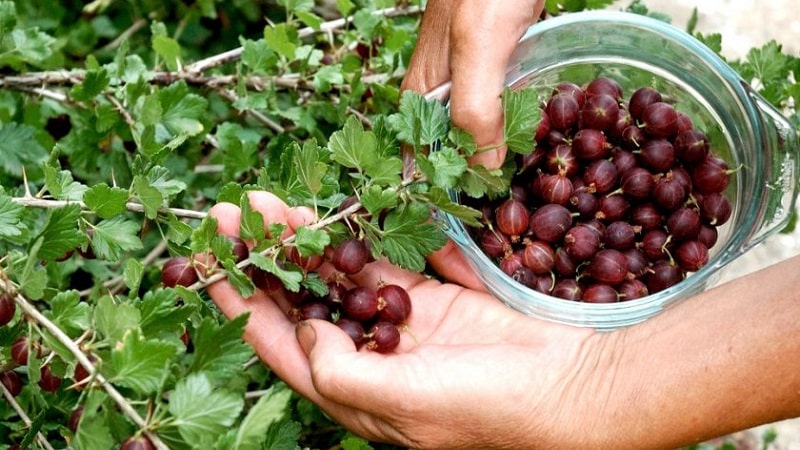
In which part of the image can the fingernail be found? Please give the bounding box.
[296,320,316,356]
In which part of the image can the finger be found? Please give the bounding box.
[426,240,485,291]
[209,202,242,237]
[448,1,541,169]
[400,0,458,95]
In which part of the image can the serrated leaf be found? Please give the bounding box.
[263,23,297,60]
[94,295,141,343]
[70,68,110,102]
[43,166,88,201]
[239,193,266,243]
[293,226,329,257]
[190,216,220,253]
[107,328,177,394]
[502,87,541,154]
[11,27,56,64]
[425,187,483,228]
[329,116,378,170]
[222,258,256,298]
[133,174,164,219]
[359,185,398,215]
[169,373,244,446]
[152,34,182,71]
[92,216,144,261]
[294,140,328,196]
[380,203,447,272]
[458,165,507,199]
[46,290,91,337]
[147,165,187,198]
[138,289,194,338]
[426,146,468,189]
[232,384,292,450]
[189,315,253,383]
[341,434,375,450]
[0,122,48,177]
[83,183,129,218]
[158,81,207,138]
[0,194,25,238]
[166,212,193,244]
[263,420,302,450]
[388,90,450,147]
[123,258,144,296]
[250,252,302,292]
[36,204,85,261]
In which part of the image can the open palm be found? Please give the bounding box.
[206,192,600,449]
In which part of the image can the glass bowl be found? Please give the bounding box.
[433,11,800,331]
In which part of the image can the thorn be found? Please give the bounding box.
[22,167,33,198]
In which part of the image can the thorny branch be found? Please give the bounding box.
[0,5,420,93]
[4,283,171,450]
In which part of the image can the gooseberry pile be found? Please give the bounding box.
[468,77,735,302]
[160,233,411,353]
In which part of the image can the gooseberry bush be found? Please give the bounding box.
[0,0,798,449]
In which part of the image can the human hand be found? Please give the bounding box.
[401,0,544,170]
[399,0,544,288]
[205,191,611,449]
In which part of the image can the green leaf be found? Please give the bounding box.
[0,194,25,238]
[425,187,483,228]
[152,28,182,71]
[123,258,144,296]
[36,204,85,261]
[231,384,292,450]
[92,216,144,261]
[238,194,266,243]
[293,226,329,257]
[107,328,177,395]
[380,202,448,272]
[388,90,450,147]
[222,258,256,298]
[147,165,188,198]
[43,166,88,201]
[46,290,91,337]
[166,212,193,244]
[341,434,375,450]
[329,116,378,171]
[263,23,297,60]
[502,87,541,154]
[250,252,302,292]
[0,1,16,35]
[158,81,208,139]
[189,315,253,383]
[294,140,328,196]
[133,175,164,219]
[83,183,130,218]
[190,215,219,253]
[70,68,111,102]
[425,146,468,189]
[742,40,789,85]
[168,372,244,446]
[458,165,508,199]
[0,122,48,177]
[263,420,302,450]
[10,27,57,65]
[94,295,141,343]
[138,289,194,338]
[359,185,398,215]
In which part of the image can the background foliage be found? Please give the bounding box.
[0,0,798,449]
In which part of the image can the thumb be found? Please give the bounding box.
[296,319,358,358]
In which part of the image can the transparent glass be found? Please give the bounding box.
[435,11,800,330]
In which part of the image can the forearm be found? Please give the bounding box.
[597,254,800,449]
